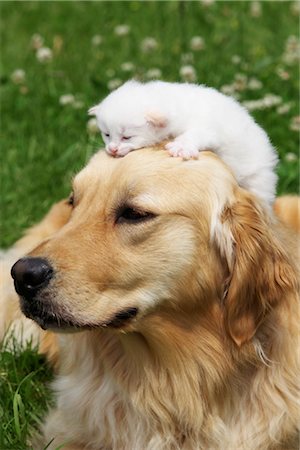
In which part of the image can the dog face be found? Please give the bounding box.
[12,150,232,332]
[12,149,295,344]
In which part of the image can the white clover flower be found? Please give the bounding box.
[250,1,262,18]
[107,78,122,91]
[140,37,158,53]
[91,35,103,46]
[276,67,290,80]
[190,36,205,51]
[282,35,300,65]
[121,62,135,72]
[106,68,116,78]
[181,52,194,64]
[290,1,300,15]
[146,68,162,80]
[285,152,297,162]
[201,0,215,6]
[276,104,291,115]
[59,94,75,106]
[10,69,26,85]
[242,99,266,111]
[86,118,99,135]
[36,47,53,63]
[220,84,236,96]
[233,73,248,91]
[31,33,44,50]
[262,94,282,108]
[114,25,130,36]
[289,116,300,132]
[73,100,84,109]
[248,78,263,90]
[179,65,197,83]
[231,55,241,65]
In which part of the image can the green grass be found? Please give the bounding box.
[0,334,53,450]
[0,2,299,448]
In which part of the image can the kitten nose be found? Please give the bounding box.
[108,143,119,155]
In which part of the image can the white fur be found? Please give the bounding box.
[89,80,278,205]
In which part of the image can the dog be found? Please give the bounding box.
[4,148,300,449]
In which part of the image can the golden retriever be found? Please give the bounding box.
[3,148,300,450]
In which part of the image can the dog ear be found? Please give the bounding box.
[214,190,297,346]
[145,111,168,128]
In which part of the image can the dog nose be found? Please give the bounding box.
[11,257,53,298]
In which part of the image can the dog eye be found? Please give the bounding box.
[103,133,110,138]
[68,192,74,206]
[117,207,155,224]
[122,136,132,140]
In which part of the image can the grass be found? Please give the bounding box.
[0,334,53,450]
[0,1,299,448]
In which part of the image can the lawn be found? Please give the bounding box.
[0,1,299,449]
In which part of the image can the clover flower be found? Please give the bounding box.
[106,68,116,78]
[91,35,103,46]
[121,62,135,72]
[289,116,300,132]
[107,79,122,91]
[243,94,282,112]
[36,47,53,63]
[250,2,262,18]
[276,67,290,80]
[220,84,236,96]
[190,36,205,51]
[282,35,300,65]
[114,25,130,36]
[86,118,99,135]
[284,152,297,162]
[59,94,75,106]
[276,104,291,115]
[201,0,215,6]
[146,68,162,80]
[248,78,263,90]
[179,65,197,83]
[231,55,241,65]
[181,53,194,64]
[31,33,44,50]
[290,1,300,16]
[140,37,158,53]
[10,69,26,85]
[233,73,248,91]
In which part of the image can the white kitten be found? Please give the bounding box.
[89,80,278,204]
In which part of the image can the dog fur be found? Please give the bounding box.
[1,149,300,449]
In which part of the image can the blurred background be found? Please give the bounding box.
[1,1,299,248]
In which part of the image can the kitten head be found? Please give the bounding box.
[88,81,169,156]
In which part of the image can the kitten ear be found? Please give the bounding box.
[88,105,99,116]
[145,111,168,128]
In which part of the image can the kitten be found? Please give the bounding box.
[89,80,278,204]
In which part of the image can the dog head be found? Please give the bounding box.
[11,149,297,344]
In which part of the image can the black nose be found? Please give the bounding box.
[11,257,53,298]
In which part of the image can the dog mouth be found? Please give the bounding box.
[20,297,138,331]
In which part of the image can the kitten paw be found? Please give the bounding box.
[165,141,199,160]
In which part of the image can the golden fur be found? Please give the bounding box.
[274,195,300,234]
[1,149,299,449]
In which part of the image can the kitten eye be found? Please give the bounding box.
[104,133,110,138]
[116,207,156,224]
[122,136,132,140]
